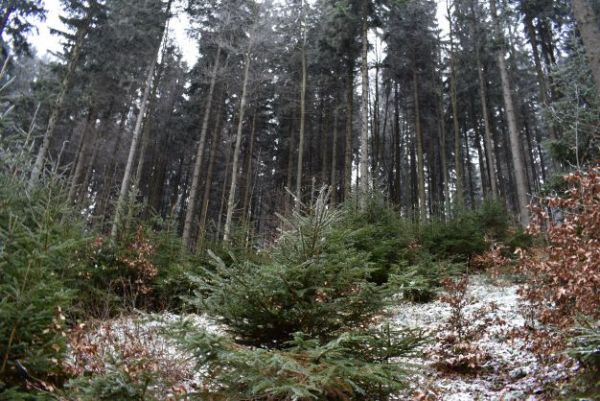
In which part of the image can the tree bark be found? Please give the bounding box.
[110,56,159,240]
[285,124,295,214]
[447,0,463,207]
[68,108,97,202]
[295,44,307,206]
[475,44,499,198]
[490,0,529,226]
[358,1,369,208]
[217,136,233,240]
[343,60,354,200]
[372,63,380,175]
[242,112,257,225]
[330,106,338,204]
[182,45,222,248]
[319,96,328,186]
[223,50,251,242]
[29,15,89,187]
[394,83,401,205]
[413,69,426,222]
[572,0,600,93]
[436,76,450,215]
[525,14,558,140]
[197,98,225,251]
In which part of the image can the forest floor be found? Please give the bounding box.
[71,275,574,401]
[390,275,574,400]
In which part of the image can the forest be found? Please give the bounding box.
[0,0,599,400]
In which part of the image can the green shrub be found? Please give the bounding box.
[0,173,82,393]
[65,369,156,401]
[0,388,57,401]
[420,199,511,262]
[72,221,205,317]
[506,228,534,251]
[392,257,464,303]
[334,199,418,284]
[420,215,486,261]
[179,326,421,401]
[180,189,423,400]
[476,198,510,241]
[190,199,388,348]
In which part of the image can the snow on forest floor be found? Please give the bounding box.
[389,275,574,401]
[71,275,574,400]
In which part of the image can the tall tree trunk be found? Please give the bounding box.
[95,109,130,223]
[296,44,307,206]
[436,79,449,215]
[30,15,90,187]
[499,118,517,210]
[464,130,476,208]
[523,117,538,192]
[217,137,233,241]
[197,99,225,251]
[572,0,600,93]
[134,49,168,194]
[490,0,529,226]
[68,108,98,202]
[448,0,463,207]
[358,1,369,208]
[525,14,558,140]
[475,125,488,197]
[344,61,354,200]
[110,56,160,240]
[223,50,251,242]
[182,45,222,248]
[394,83,401,205]
[80,134,100,204]
[285,123,295,214]
[475,45,499,198]
[320,100,329,186]
[372,63,380,175]
[110,0,172,239]
[409,128,418,216]
[413,69,426,222]
[330,106,339,204]
[242,112,257,225]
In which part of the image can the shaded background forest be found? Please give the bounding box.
[1,0,599,248]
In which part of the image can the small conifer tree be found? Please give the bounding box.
[0,130,85,396]
[178,189,423,400]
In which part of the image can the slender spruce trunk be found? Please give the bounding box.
[474,40,499,197]
[572,0,600,93]
[490,0,530,226]
[111,1,172,239]
[413,69,426,222]
[110,56,159,240]
[344,61,354,200]
[447,0,463,207]
[182,45,222,248]
[295,44,307,206]
[330,106,339,204]
[223,49,251,242]
[30,14,90,187]
[197,97,225,250]
[358,0,370,208]
[242,113,257,225]
[68,108,98,202]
